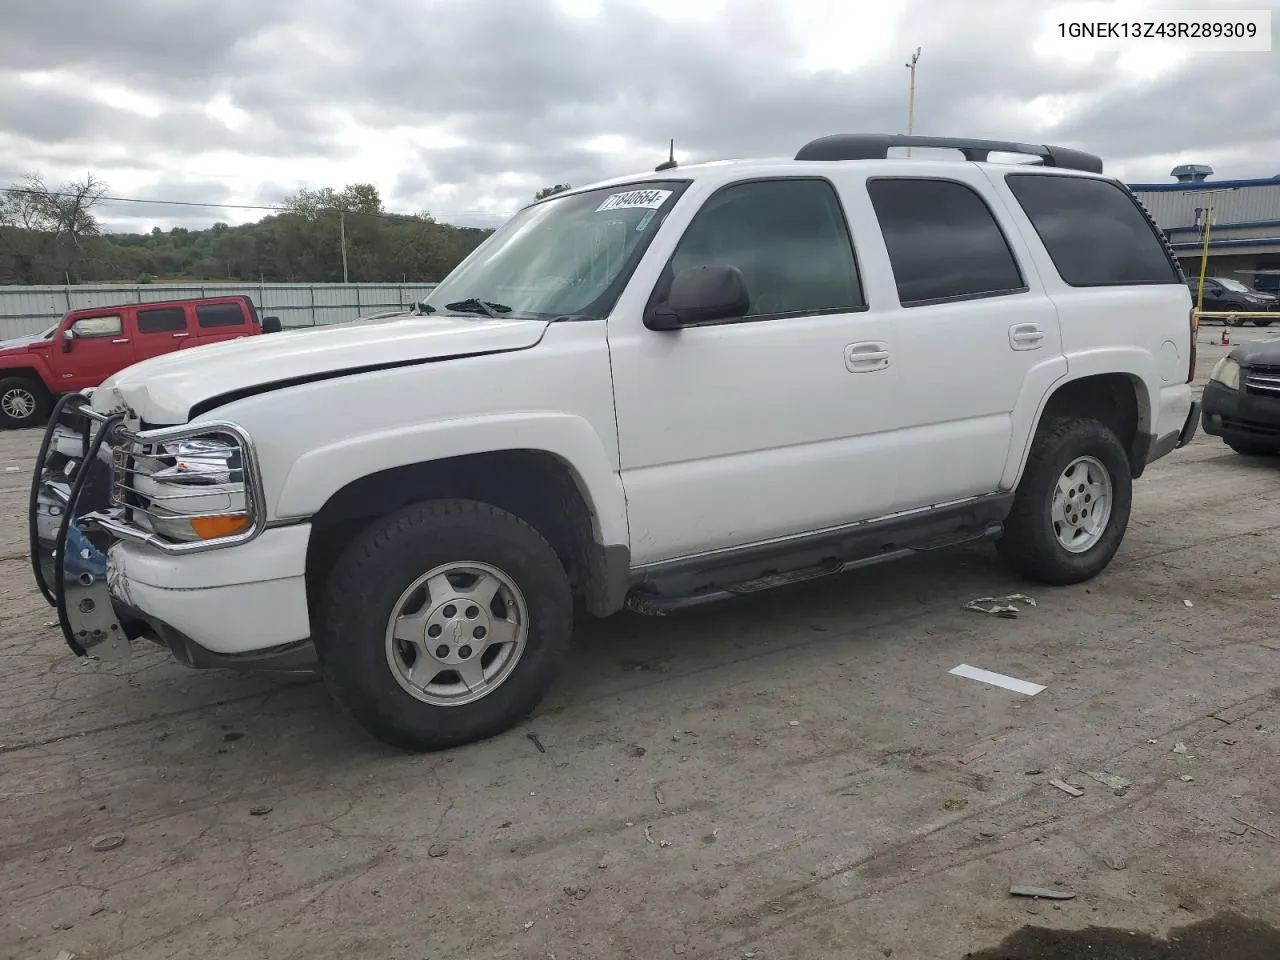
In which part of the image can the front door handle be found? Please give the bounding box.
[1009,323,1044,351]
[845,341,890,372]
[172,332,190,338]
[111,338,130,344]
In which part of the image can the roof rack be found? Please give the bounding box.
[793,135,1103,174]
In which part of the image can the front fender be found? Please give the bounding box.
[272,412,629,548]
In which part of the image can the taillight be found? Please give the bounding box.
[1188,307,1198,383]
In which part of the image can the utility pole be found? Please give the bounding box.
[905,47,921,158]
[339,211,349,284]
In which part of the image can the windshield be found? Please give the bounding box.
[424,181,689,320]
[1216,277,1251,292]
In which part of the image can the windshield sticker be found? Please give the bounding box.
[635,209,657,232]
[596,188,673,213]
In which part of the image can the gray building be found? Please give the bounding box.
[1128,165,1280,294]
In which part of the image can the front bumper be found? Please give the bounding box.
[29,393,316,670]
[1201,379,1280,446]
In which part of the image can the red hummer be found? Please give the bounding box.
[0,295,282,428]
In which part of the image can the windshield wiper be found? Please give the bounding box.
[444,297,512,318]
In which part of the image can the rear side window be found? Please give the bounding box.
[196,303,247,328]
[137,307,187,333]
[1005,174,1180,286]
[867,178,1026,307]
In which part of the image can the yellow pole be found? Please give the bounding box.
[1195,204,1212,312]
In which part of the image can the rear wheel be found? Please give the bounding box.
[1251,318,1274,327]
[315,498,573,751]
[0,377,51,429]
[997,417,1133,585]
[1227,440,1279,456]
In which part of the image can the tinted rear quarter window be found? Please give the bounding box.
[867,178,1026,306]
[196,303,247,328]
[137,307,187,333]
[1005,174,1180,286]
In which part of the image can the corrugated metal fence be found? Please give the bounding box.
[0,282,440,340]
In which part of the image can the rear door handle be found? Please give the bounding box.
[1009,323,1044,351]
[845,341,890,372]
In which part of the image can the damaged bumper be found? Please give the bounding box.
[29,393,316,671]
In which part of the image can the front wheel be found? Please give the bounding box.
[997,418,1133,585]
[0,377,51,429]
[315,499,573,752]
[1252,318,1274,327]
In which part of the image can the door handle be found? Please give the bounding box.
[1009,323,1044,351]
[111,338,130,344]
[845,341,890,372]
[172,332,190,338]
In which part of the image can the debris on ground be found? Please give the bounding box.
[563,884,591,900]
[949,663,1046,696]
[1102,852,1127,871]
[1010,884,1076,900]
[958,747,987,765]
[1024,768,1044,775]
[644,825,655,845]
[965,594,1037,618]
[54,952,76,960]
[428,843,449,858]
[1183,599,1195,608]
[249,804,273,816]
[943,797,968,811]
[626,743,647,758]
[1172,741,1188,754]
[90,834,126,852]
[1233,816,1279,841]
[654,787,665,805]
[1085,771,1132,796]
[1179,775,1195,782]
[1049,778,1084,797]
[526,732,546,754]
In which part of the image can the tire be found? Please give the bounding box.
[1251,318,1273,327]
[0,377,51,429]
[996,417,1133,586]
[1227,440,1279,456]
[1225,308,1246,327]
[315,498,573,752]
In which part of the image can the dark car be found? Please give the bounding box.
[1188,276,1278,326]
[1201,336,1280,455]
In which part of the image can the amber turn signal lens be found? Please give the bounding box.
[189,514,251,539]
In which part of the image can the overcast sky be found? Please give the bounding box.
[2,0,1277,233]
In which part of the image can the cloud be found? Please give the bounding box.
[1,0,1276,233]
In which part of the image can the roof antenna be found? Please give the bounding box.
[655,139,677,172]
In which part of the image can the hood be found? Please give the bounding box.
[92,311,550,424]
[0,328,54,353]
[1229,334,1280,366]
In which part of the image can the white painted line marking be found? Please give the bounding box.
[949,663,1045,696]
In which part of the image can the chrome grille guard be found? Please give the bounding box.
[28,392,132,660]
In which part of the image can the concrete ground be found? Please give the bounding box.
[2,324,1278,960]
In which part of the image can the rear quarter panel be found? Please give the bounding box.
[980,169,1193,486]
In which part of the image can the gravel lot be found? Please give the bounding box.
[2,326,1278,960]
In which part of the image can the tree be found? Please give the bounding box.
[534,183,571,201]
[0,172,108,282]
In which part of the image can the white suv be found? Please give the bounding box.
[31,134,1201,751]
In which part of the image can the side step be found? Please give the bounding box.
[624,547,918,617]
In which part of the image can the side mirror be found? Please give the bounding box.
[261,316,282,334]
[646,264,750,331]
[61,329,75,353]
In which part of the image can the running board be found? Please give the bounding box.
[624,547,918,617]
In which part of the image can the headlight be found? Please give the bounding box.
[1209,357,1241,390]
[119,431,255,543]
